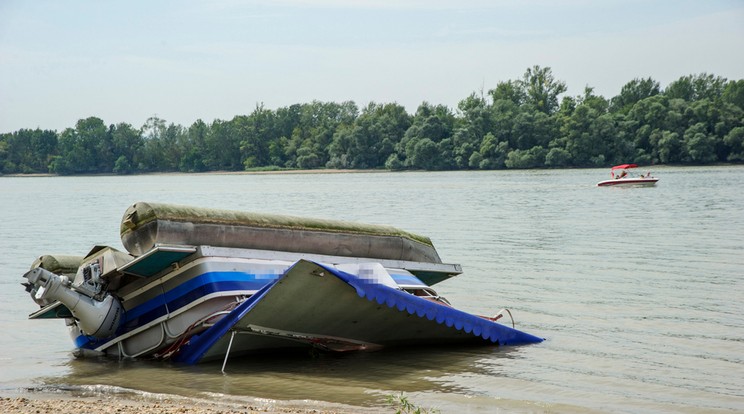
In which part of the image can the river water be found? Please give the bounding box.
[0,167,742,413]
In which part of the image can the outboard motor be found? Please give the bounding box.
[23,267,123,338]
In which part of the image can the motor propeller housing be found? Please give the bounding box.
[23,267,123,338]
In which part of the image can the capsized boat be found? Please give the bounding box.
[22,202,543,366]
[597,163,659,187]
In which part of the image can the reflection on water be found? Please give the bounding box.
[48,345,525,406]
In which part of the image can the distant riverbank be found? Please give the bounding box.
[4,164,695,178]
[2,169,388,178]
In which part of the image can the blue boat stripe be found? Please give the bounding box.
[125,272,277,320]
[76,272,278,349]
[173,281,277,364]
[161,272,277,308]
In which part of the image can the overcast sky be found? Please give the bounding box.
[1,0,743,133]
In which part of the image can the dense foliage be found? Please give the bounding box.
[2,66,743,175]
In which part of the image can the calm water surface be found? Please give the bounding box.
[1,167,742,413]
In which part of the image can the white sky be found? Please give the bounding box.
[1,0,743,133]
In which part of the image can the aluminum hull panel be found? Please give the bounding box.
[176,260,543,364]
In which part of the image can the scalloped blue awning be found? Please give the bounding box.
[325,263,543,345]
[174,260,542,364]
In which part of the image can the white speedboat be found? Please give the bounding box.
[22,202,543,367]
[597,164,658,187]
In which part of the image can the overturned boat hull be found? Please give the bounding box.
[22,202,543,365]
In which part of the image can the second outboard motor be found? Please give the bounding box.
[24,267,123,338]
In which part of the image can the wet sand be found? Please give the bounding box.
[0,394,385,414]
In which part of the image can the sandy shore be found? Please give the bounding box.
[0,394,386,414]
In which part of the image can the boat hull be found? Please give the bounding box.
[597,178,658,187]
[23,202,543,365]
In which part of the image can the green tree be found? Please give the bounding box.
[437,138,457,170]
[545,147,571,167]
[397,103,454,169]
[295,145,321,169]
[489,99,519,149]
[505,146,547,169]
[139,116,167,171]
[656,130,684,164]
[203,118,240,170]
[139,117,185,171]
[180,120,209,172]
[511,111,554,150]
[723,126,744,161]
[626,95,669,160]
[407,138,440,169]
[683,122,716,163]
[282,101,358,169]
[51,117,108,174]
[238,104,275,169]
[665,73,727,102]
[520,65,567,114]
[714,102,744,161]
[0,129,58,173]
[450,127,479,169]
[384,153,405,170]
[3,70,743,174]
[559,104,608,167]
[610,77,661,113]
[329,102,408,169]
[488,80,526,106]
[722,79,744,109]
[0,138,9,173]
[113,155,133,174]
[110,123,143,173]
[607,113,639,164]
[476,132,508,169]
[457,92,492,137]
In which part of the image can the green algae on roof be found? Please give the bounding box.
[121,202,434,247]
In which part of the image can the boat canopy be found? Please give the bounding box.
[611,163,638,170]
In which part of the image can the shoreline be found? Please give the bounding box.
[8,164,740,179]
[0,389,386,414]
[1,169,389,178]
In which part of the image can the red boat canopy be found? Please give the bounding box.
[611,163,638,170]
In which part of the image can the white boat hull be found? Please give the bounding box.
[597,177,658,187]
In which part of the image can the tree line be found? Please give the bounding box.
[2,66,743,175]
